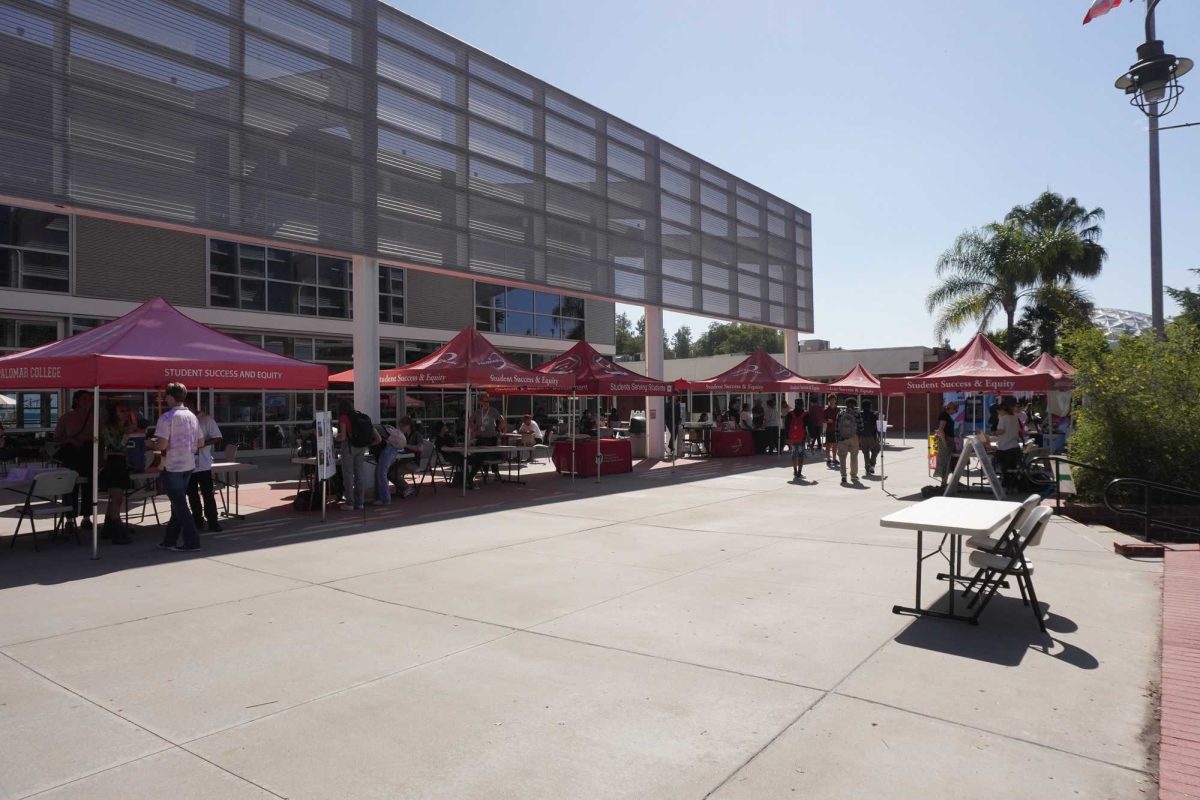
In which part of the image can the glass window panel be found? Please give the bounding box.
[469,197,534,244]
[544,150,596,193]
[209,240,234,272]
[70,29,230,99]
[736,183,761,203]
[267,281,300,313]
[613,269,645,300]
[475,307,494,331]
[607,119,649,151]
[468,57,534,99]
[700,209,728,237]
[545,93,595,128]
[767,234,791,259]
[244,0,353,63]
[700,183,728,213]
[380,265,405,295]
[238,244,265,276]
[210,274,237,307]
[318,256,349,287]
[0,4,55,46]
[18,251,69,292]
[560,296,585,318]
[607,203,651,240]
[534,315,558,338]
[502,311,534,336]
[661,224,696,256]
[468,121,534,171]
[660,194,692,227]
[475,282,505,308]
[736,199,759,226]
[377,173,458,224]
[545,183,603,227]
[563,318,585,340]
[606,172,653,211]
[469,235,534,276]
[767,197,788,215]
[606,140,646,180]
[239,278,266,310]
[660,164,691,198]
[264,392,294,423]
[72,0,231,67]
[545,115,595,160]
[213,393,263,425]
[661,255,693,282]
[0,251,15,289]
[767,213,787,237]
[245,35,351,108]
[377,129,462,185]
[378,11,457,64]
[15,321,57,348]
[319,286,350,318]
[468,80,534,136]
[738,224,762,251]
[378,215,457,265]
[660,146,691,171]
[315,339,353,363]
[378,84,460,144]
[263,336,293,356]
[469,158,540,208]
[737,272,761,296]
[0,206,69,250]
[700,168,728,188]
[378,40,457,102]
[533,292,560,315]
[298,284,317,315]
[545,219,598,259]
[702,262,729,289]
[505,287,534,313]
[702,234,734,266]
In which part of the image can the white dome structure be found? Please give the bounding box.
[1091,308,1154,345]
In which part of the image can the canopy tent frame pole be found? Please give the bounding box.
[881,394,890,497]
[570,391,576,485]
[321,387,328,524]
[595,393,601,485]
[463,384,471,497]
[90,385,99,560]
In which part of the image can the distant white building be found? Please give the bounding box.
[1091,308,1154,345]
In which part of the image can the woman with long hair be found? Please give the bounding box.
[99,400,134,544]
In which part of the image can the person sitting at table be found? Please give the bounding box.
[470,393,506,479]
[55,390,95,532]
[697,412,709,424]
[386,417,419,500]
[99,401,134,544]
[516,414,543,447]
[435,421,480,490]
[606,408,621,428]
[579,409,598,437]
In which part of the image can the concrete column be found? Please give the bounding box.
[783,328,799,406]
[644,305,665,459]
[352,256,380,421]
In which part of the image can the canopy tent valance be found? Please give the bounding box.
[879,333,1057,394]
[676,349,826,393]
[0,297,328,390]
[527,340,672,396]
[825,363,887,395]
[328,327,573,392]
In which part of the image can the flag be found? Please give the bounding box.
[1082,0,1123,25]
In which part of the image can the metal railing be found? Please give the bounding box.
[1042,455,1200,540]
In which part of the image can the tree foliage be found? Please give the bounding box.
[671,326,693,359]
[615,312,643,359]
[1167,269,1200,330]
[1062,321,1200,497]
[693,323,783,357]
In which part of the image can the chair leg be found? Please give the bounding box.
[1016,573,1030,606]
[10,512,23,549]
[1022,573,1047,633]
[969,569,1010,622]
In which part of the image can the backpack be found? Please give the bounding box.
[787,412,807,444]
[836,409,859,441]
[349,411,375,448]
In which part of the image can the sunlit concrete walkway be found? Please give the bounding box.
[0,439,1161,799]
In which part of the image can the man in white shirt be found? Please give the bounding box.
[148,383,203,552]
[516,414,542,446]
[187,405,224,533]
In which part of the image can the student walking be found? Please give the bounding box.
[835,398,863,486]
[859,400,881,476]
[783,403,808,481]
[823,396,840,468]
[148,383,203,552]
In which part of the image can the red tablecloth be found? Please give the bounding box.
[710,430,754,457]
[552,438,633,476]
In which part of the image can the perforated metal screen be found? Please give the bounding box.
[0,0,814,330]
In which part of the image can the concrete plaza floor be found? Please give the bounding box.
[0,439,1162,799]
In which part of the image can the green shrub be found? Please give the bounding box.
[1062,321,1200,499]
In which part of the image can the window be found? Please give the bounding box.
[0,205,70,293]
[474,282,585,340]
[909,361,921,372]
[209,238,349,318]
[379,265,405,324]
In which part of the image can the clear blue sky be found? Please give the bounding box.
[389,0,1200,349]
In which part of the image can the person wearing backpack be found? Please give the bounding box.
[783,403,809,481]
[859,400,880,476]
[835,398,863,486]
[336,400,380,510]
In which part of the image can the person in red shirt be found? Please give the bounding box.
[783,404,808,481]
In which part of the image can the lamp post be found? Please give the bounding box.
[1113,0,1192,338]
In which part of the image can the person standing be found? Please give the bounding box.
[806,401,823,452]
[764,397,781,455]
[859,400,881,476]
[336,400,379,510]
[823,396,840,468]
[470,393,506,479]
[990,397,1023,491]
[783,403,808,481]
[99,400,134,545]
[187,403,223,532]
[835,398,863,485]
[148,383,202,552]
[935,400,959,487]
[55,390,95,532]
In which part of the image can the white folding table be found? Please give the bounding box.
[881,496,1022,623]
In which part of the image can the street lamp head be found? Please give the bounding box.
[1115,39,1193,117]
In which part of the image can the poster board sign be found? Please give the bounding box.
[943,434,1005,500]
[314,411,335,481]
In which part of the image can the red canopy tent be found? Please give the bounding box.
[879,333,1058,394]
[677,349,826,393]
[328,327,573,392]
[0,297,329,557]
[529,340,673,396]
[825,363,884,395]
[1028,352,1076,389]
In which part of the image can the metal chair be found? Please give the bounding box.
[10,469,79,551]
[410,441,437,495]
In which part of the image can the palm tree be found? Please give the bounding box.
[926,222,1039,354]
[1005,192,1105,353]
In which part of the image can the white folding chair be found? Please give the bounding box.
[965,506,1053,631]
[410,441,437,495]
[10,469,79,551]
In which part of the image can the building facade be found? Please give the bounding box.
[0,0,813,454]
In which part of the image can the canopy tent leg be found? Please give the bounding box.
[90,385,100,560]
[570,391,576,485]
[463,384,470,497]
[321,388,328,524]
[671,392,677,473]
[595,394,601,485]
